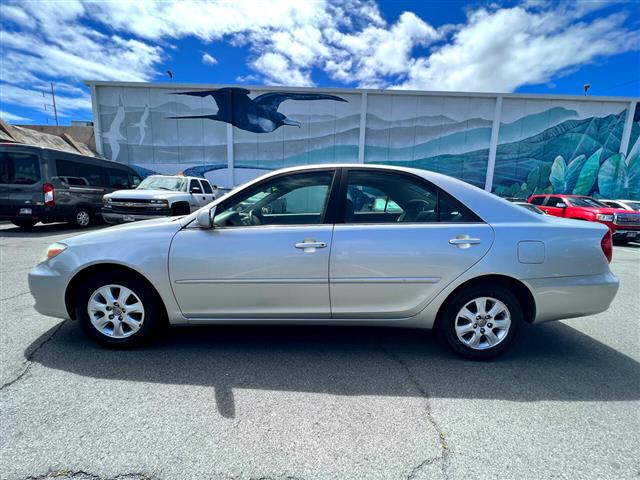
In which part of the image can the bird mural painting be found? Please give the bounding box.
[131,105,150,146]
[102,96,126,160]
[168,87,347,133]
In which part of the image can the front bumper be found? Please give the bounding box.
[611,229,640,239]
[525,271,619,323]
[28,262,72,319]
[102,208,172,224]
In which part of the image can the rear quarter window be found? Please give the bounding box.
[530,196,545,205]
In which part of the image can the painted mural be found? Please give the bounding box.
[95,85,640,199]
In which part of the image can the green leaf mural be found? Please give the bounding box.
[573,148,601,195]
[626,153,640,199]
[549,156,566,192]
[598,153,628,198]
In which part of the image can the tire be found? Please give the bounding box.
[75,272,164,348]
[11,219,37,228]
[72,207,92,228]
[438,284,523,360]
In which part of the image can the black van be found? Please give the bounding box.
[0,144,141,228]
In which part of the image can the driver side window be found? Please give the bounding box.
[214,170,335,227]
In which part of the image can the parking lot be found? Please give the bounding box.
[1,222,638,480]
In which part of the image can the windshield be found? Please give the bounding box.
[567,197,606,208]
[625,201,640,211]
[137,176,185,191]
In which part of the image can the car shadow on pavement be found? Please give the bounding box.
[29,321,640,418]
[0,223,107,238]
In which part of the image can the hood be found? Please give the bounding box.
[575,206,630,215]
[106,189,184,200]
[62,216,182,247]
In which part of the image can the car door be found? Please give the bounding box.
[329,169,494,319]
[4,150,42,216]
[187,178,208,210]
[200,179,216,204]
[541,196,567,217]
[169,169,338,319]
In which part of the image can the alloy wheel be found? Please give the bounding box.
[454,296,511,350]
[87,284,145,338]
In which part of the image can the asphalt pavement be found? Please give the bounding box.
[1,222,638,480]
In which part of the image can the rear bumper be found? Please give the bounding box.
[525,272,619,323]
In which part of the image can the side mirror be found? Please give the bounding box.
[195,206,216,229]
[556,202,567,208]
[190,187,202,194]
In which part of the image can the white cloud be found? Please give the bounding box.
[394,6,640,92]
[0,83,91,117]
[0,0,638,125]
[0,109,30,123]
[202,52,218,65]
[251,53,314,87]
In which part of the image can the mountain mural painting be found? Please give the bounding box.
[91,83,640,200]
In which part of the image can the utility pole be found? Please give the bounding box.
[42,83,59,126]
[50,83,58,126]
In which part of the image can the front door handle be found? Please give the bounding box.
[295,240,327,252]
[449,236,481,248]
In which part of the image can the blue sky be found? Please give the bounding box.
[1,0,639,126]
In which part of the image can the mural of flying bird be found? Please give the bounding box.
[168,87,347,133]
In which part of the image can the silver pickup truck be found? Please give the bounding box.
[102,175,216,224]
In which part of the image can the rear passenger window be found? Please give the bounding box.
[0,152,40,184]
[344,170,481,224]
[56,159,106,187]
[530,196,545,205]
[201,180,213,194]
[106,168,130,189]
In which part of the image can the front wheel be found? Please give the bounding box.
[438,285,523,359]
[75,273,164,348]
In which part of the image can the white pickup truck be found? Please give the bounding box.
[102,175,216,224]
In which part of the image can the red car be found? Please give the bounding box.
[528,194,640,243]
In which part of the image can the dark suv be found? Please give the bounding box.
[0,144,141,228]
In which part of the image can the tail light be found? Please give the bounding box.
[43,182,55,207]
[600,230,612,263]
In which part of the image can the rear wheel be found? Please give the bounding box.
[75,272,164,348]
[438,284,523,359]
[72,207,92,228]
[11,219,37,228]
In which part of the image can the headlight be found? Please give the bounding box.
[596,214,614,222]
[41,243,67,263]
[103,197,112,205]
[150,199,169,206]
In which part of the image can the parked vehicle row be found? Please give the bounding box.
[1,144,217,228]
[29,164,619,359]
[528,194,640,243]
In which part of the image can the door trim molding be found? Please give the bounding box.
[331,277,441,284]
[174,278,327,285]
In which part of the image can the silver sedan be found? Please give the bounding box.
[29,164,619,359]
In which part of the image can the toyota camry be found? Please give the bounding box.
[29,164,619,359]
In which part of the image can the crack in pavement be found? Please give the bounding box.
[379,343,451,480]
[0,320,67,391]
[23,470,156,480]
[1,291,31,302]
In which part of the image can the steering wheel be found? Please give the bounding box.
[246,208,265,225]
